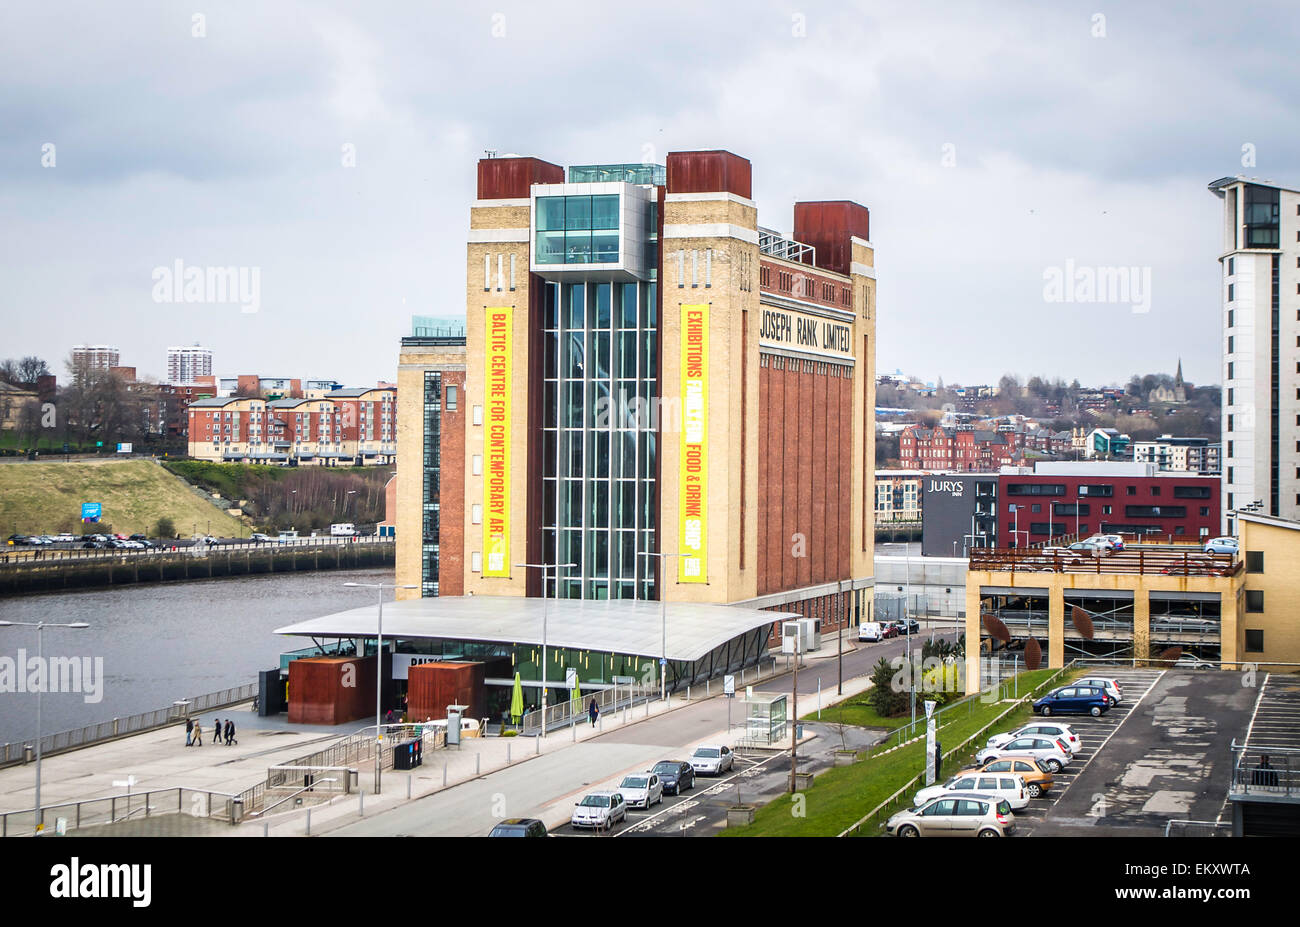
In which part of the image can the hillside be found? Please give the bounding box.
[0,459,245,537]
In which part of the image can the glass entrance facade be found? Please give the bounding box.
[540,279,659,600]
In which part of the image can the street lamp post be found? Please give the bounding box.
[342,581,417,795]
[639,550,691,702]
[515,562,577,737]
[0,619,90,835]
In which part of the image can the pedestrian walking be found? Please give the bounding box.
[588,697,599,726]
[224,719,236,746]
[191,719,203,746]
[185,718,194,746]
[212,718,221,745]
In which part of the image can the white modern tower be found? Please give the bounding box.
[1209,176,1300,530]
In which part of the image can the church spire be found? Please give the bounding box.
[1175,358,1183,386]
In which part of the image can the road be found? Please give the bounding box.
[329,622,956,837]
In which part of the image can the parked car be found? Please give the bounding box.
[987,722,1081,757]
[975,736,1071,773]
[651,760,695,795]
[1204,536,1238,555]
[1175,654,1215,669]
[884,794,1016,837]
[619,772,663,809]
[858,622,884,643]
[1033,684,1111,718]
[914,772,1029,811]
[250,533,272,542]
[894,619,921,635]
[880,623,899,639]
[971,757,1054,798]
[128,534,149,542]
[51,533,76,543]
[488,818,548,837]
[81,540,106,549]
[1068,539,1108,554]
[1075,676,1122,707]
[1087,534,1125,551]
[690,744,734,776]
[571,791,627,831]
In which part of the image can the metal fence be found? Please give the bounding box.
[1164,819,1229,837]
[0,683,258,767]
[519,681,658,736]
[1,786,243,837]
[0,535,393,566]
[1230,741,1300,797]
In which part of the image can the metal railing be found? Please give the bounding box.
[1230,741,1300,797]
[971,548,1241,577]
[0,683,258,767]
[1,786,243,837]
[1164,819,1229,837]
[518,681,658,736]
[0,534,393,567]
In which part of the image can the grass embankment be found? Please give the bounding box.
[0,460,244,537]
[722,667,1082,838]
[162,461,389,532]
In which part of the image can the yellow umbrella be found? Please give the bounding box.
[510,672,524,725]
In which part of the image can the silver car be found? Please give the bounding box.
[885,794,1016,837]
[1074,676,1122,707]
[987,722,1081,757]
[619,773,663,809]
[975,736,1071,773]
[914,773,1029,811]
[571,791,627,831]
[690,744,734,776]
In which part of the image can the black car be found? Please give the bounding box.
[651,760,695,795]
[894,619,921,635]
[487,818,548,837]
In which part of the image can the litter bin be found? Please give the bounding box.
[23,745,33,765]
[795,723,804,740]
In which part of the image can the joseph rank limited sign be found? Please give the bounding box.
[758,307,852,360]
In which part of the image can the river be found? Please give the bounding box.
[0,567,394,745]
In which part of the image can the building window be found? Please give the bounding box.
[472,405,483,426]
[471,504,482,524]
[1245,629,1264,652]
[1246,551,1264,573]
[472,454,482,476]
[471,551,482,572]
[1126,486,1137,496]
[446,385,458,411]
[1245,590,1265,613]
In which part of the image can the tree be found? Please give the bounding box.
[156,516,176,538]
[868,656,909,717]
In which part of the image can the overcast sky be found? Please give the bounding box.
[3,1,1296,390]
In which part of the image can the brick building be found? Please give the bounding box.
[395,149,878,635]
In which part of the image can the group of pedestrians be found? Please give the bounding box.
[183,717,237,747]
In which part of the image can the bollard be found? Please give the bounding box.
[263,820,269,838]
[360,791,365,817]
[645,699,650,718]
[707,679,711,696]
[306,809,311,836]
[476,754,481,776]
[507,741,512,764]
[443,762,448,787]
[687,685,691,701]
[407,775,412,799]
[572,722,577,742]
[535,735,540,755]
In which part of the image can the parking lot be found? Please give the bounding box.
[989,667,1165,836]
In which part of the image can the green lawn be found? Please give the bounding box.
[0,460,245,537]
[722,667,1080,838]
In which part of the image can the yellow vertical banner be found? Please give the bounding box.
[483,307,513,577]
[679,305,709,583]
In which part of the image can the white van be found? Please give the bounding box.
[858,622,884,643]
[330,523,357,537]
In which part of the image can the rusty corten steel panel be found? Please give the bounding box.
[408,662,486,723]
[477,157,564,200]
[287,656,377,725]
[793,201,871,276]
[665,150,752,199]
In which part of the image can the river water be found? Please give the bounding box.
[0,568,393,745]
